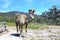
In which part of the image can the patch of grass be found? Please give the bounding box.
[7,22,15,26]
[28,23,40,29]
[7,22,49,29]
[28,23,49,29]
[39,24,49,30]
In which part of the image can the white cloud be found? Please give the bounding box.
[1,0,11,8]
[0,10,8,12]
[2,2,10,8]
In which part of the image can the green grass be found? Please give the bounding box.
[7,22,49,29]
[28,23,40,29]
[28,23,49,29]
[7,22,15,26]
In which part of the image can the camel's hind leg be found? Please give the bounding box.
[19,25,23,37]
[25,24,28,34]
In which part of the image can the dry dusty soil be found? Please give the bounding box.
[0,26,60,40]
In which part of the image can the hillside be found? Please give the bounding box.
[0,11,41,18]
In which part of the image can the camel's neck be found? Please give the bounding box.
[26,14,34,23]
[30,14,34,19]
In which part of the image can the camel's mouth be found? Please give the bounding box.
[30,14,35,19]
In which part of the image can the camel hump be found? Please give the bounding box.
[16,14,27,19]
[20,14,27,18]
[16,14,27,18]
[19,14,27,24]
[16,14,27,24]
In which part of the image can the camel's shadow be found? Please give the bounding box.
[11,33,19,37]
[10,33,25,37]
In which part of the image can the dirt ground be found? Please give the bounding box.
[0,26,60,40]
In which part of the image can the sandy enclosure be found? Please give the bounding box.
[0,26,60,40]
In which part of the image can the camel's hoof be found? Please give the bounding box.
[19,36,21,38]
[19,34,21,37]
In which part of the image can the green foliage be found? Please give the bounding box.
[0,16,15,23]
[41,6,60,25]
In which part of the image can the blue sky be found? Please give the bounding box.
[0,0,60,15]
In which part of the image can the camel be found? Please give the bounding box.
[15,9,35,37]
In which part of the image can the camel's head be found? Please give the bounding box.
[29,9,35,19]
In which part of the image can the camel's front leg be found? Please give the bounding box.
[16,22,18,34]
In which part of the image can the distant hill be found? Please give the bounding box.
[0,11,41,18]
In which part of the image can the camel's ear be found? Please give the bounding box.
[33,9,35,12]
[32,9,35,13]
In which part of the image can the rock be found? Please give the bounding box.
[0,26,5,33]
